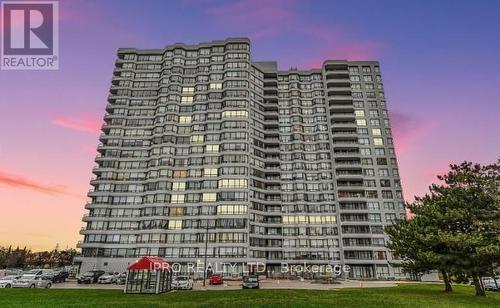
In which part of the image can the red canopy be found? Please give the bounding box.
[127,256,170,271]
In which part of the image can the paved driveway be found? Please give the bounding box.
[53,279,398,290]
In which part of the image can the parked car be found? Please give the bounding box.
[172,276,193,290]
[116,272,127,285]
[242,275,259,289]
[77,270,105,284]
[209,274,224,285]
[483,277,500,291]
[43,270,69,283]
[0,275,21,288]
[12,275,52,288]
[98,272,119,284]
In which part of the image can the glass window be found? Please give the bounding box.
[171,194,185,203]
[179,116,192,124]
[356,119,367,126]
[202,193,217,202]
[190,135,204,143]
[168,220,182,229]
[172,182,185,191]
[354,110,365,117]
[182,87,194,94]
[210,83,223,90]
[373,138,384,145]
[204,168,218,177]
[218,179,247,188]
[181,96,193,104]
[206,144,219,152]
[222,110,248,118]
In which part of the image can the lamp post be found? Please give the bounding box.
[202,220,210,287]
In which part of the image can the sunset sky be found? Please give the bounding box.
[0,0,499,251]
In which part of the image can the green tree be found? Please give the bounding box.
[386,160,500,296]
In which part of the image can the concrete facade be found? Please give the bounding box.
[75,38,406,279]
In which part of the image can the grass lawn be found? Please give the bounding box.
[0,284,498,307]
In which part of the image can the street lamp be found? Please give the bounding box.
[202,220,210,287]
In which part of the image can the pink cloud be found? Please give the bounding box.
[390,111,434,155]
[0,170,84,198]
[52,115,102,134]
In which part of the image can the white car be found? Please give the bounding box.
[98,272,119,284]
[12,275,52,288]
[483,277,500,291]
[0,275,21,288]
[172,276,193,290]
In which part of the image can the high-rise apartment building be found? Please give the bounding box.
[75,38,406,279]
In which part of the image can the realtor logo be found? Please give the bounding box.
[1,1,59,70]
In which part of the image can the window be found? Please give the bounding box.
[356,119,367,126]
[367,202,380,210]
[382,190,393,198]
[360,148,371,155]
[168,220,182,229]
[210,82,223,90]
[372,128,382,136]
[354,110,365,117]
[385,213,397,222]
[218,179,247,188]
[169,207,183,216]
[202,193,217,202]
[182,87,194,94]
[173,170,188,178]
[179,116,192,124]
[379,169,389,176]
[172,182,185,191]
[204,168,218,177]
[171,194,185,203]
[217,205,247,215]
[283,215,336,224]
[181,96,193,104]
[222,110,248,118]
[206,144,219,153]
[190,135,204,143]
[373,138,384,145]
[384,202,395,209]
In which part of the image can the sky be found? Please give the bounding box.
[0,0,499,251]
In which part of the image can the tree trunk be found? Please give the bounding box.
[472,274,485,296]
[441,270,452,292]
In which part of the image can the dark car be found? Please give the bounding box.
[43,270,69,283]
[77,270,105,284]
[242,275,259,289]
[209,274,224,285]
